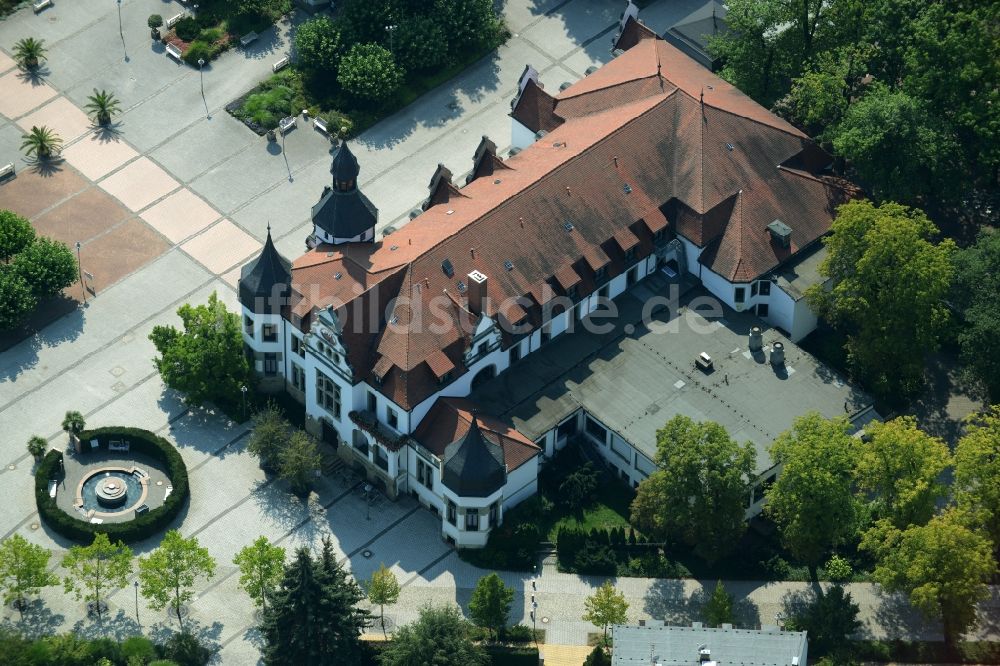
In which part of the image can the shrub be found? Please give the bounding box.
[174,17,200,42]
[122,635,158,663]
[484,645,540,666]
[159,632,213,666]
[239,85,295,129]
[35,428,190,543]
[148,14,163,29]
[558,463,599,511]
[501,624,536,644]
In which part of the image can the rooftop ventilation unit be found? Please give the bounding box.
[564,221,575,232]
[504,260,514,271]
[442,259,455,277]
[767,219,792,248]
[457,280,467,293]
[725,143,734,151]
[334,272,342,280]
[623,184,632,193]
[698,646,712,662]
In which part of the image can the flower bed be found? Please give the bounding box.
[35,427,189,543]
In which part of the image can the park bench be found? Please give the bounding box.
[48,480,57,498]
[32,0,52,13]
[240,31,259,48]
[165,43,183,61]
[0,163,14,180]
[166,12,185,28]
[278,116,296,134]
[313,117,329,135]
[108,440,130,452]
[272,55,290,72]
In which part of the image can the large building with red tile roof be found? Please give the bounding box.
[237,4,864,547]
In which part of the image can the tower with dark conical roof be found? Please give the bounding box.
[442,416,507,498]
[239,225,292,391]
[309,142,378,247]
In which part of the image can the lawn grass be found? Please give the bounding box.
[547,485,632,541]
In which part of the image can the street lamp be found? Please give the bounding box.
[134,580,140,626]
[75,241,86,305]
[240,384,248,418]
[116,0,127,60]
[384,24,397,52]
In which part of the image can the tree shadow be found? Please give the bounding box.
[147,617,225,661]
[643,578,696,625]
[16,64,52,86]
[910,350,987,446]
[70,607,141,641]
[27,155,65,177]
[0,599,65,638]
[0,295,84,379]
[872,587,939,640]
[93,122,125,143]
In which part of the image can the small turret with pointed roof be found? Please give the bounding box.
[330,141,360,190]
[311,142,378,245]
[442,414,507,498]
[239,224,291,314]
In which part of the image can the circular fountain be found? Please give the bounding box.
[79,469,143,514]
[94,474,128,507]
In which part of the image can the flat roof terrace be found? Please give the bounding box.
[471,273,876,474]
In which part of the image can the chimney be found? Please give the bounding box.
[770,341,785,366]
[749,326,763,352]
[767,219,792,248]
[467,270,488,315]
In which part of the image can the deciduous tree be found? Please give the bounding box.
[337,43,403,102]
[854,416,950,529]
[807,200,955,400]
[765,412,858,575]
[954,406,1000,552]
[233,536,285,613]
[246,401,290,471]
[61,533,133,622]
[149,292,255,410]
[0,265,36,331]
[0,535,59,620]
[12,236,78,299]
[468,572,513,641]
[380,605,489,666]
[631,416,755,563]
[294,17,342,75]
[951,231,1000,401]
[861,510,997,649]
[138,530,216,629]
[366,563,400,638]
[582,581,628,645]
[277,430,321,496]
[0,210,36,263]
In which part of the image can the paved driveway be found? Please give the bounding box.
[2,0,995,661]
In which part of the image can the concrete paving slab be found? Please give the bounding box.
[519,0,620,63]
[148,113,256,184]
[98,155,179,211]
[16,95,93,143]
[140,188,221,244]
[30,185,131,245]
[188,141,303,214]
[61,131,139,180]
[77,217,172,291]
[0,49,15,74]
[180,219,261,275]
[220,264,242,289]
[229,163,328,241]
[0,163,88,219]
[0,70,58,119]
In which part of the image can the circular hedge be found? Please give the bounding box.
[35,427,189,543]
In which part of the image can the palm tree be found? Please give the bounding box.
[26,436,47,461]
[21,126,62,159]
[84,89,122,126]
[61,410,86,443]
[13,37,47,70]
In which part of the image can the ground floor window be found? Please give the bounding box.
[447,500,457,526]
[263,353,278,375]
[375,446,389,471]
[756,303,769,317]
[316,370,341,419]
[291,363,306,392]
[417,458,433,488]
[488,502,498,528]
[465,508,480,531]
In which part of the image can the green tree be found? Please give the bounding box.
[13,37,46,70]
[20,125,63,159]
[393,15,448,72]
[861,510,997,649]
[630,416,755,563]
[0,265,36,331]
[0,210,36,263]
[468,572,514,641]
[954,406,1000,552]
[138,530,216,630]
[854,416,950,529]
[12,236,77,299]
[61,410,86,443]
[786,585,860,659]
[149,292,255,410]
[807,200,956,400]
[702,580,734,627]
[583,644,612,666]
[582,581,628,645]
[337,43,403,102]
[84,90,122,127]
[246,401,290,471]
[765,412,858,575]
[61,533,133,622]
[0,534,59,620]
[380,604,489,666]
[432,0,504,54]
[833,85,960,204]
[295,17,342,75]
[951,231,1000,401]
[367,562,400,638]
[261,545,369,665]
[277,430,321,496]
[233,536,285,613]
[823,554,853,583]
[780,47,866,138]
[159,631,213,666]
[26,435,46,461]
[121,635,158,663]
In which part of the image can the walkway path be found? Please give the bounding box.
[1,0,997,663]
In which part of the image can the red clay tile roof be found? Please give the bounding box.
[613,15,659,52]
[287,33,855,409]
[413,397,540,472]
[510,79,564,134]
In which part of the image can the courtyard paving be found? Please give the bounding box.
[1,0,997,662]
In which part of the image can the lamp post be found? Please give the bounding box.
[240,385,248,419]
[134,580,140,626]
[116,0,127,59]
[75,241,86,305]
[531,600,538,648]
[384,24,397,52]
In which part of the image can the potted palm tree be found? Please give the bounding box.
[84,89,122,127]
[148,14,164,40]
[13,37,47,70]
[26,436,47,462]
[61,410,86,453]
[20,125,63,159]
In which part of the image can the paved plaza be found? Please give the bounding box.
[0,0,997,662]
